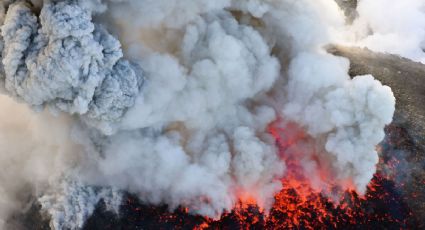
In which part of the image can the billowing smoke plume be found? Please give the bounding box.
[0,0,403,229]
[349,0,425,63]
[0,0,142,133]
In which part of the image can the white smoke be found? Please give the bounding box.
[0,0,399,229]
[349,0,425,62]
[283,51,395,192]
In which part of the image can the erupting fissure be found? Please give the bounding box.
[81,121,413,229]
[1,0,423,229]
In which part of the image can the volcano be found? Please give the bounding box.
[83,48,425,230]
[9,46,425,230]
[83,124,422,230]
[13,122,421,230]
[0,1,424,229]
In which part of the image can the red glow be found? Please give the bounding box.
[88,121,414,229]
[189,119,412,229]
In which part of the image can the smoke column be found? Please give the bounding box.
[2,0,420,229]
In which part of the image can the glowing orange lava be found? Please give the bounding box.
[85,121,414,229]
[190,120,413,229]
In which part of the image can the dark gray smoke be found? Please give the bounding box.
[1,0,142,133]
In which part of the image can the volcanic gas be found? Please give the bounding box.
[79,121,417,229]
[0,0,424,229]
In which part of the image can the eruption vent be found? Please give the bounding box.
[6,0,425,229]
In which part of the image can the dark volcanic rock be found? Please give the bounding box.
[5,201,50,230]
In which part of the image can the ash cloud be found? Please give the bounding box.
[1,0,142,133]
[0,0,401,229]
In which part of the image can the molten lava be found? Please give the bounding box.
[84,121,415,229]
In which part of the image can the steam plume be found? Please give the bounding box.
[350,0,425,62]
[0,0,404,229]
